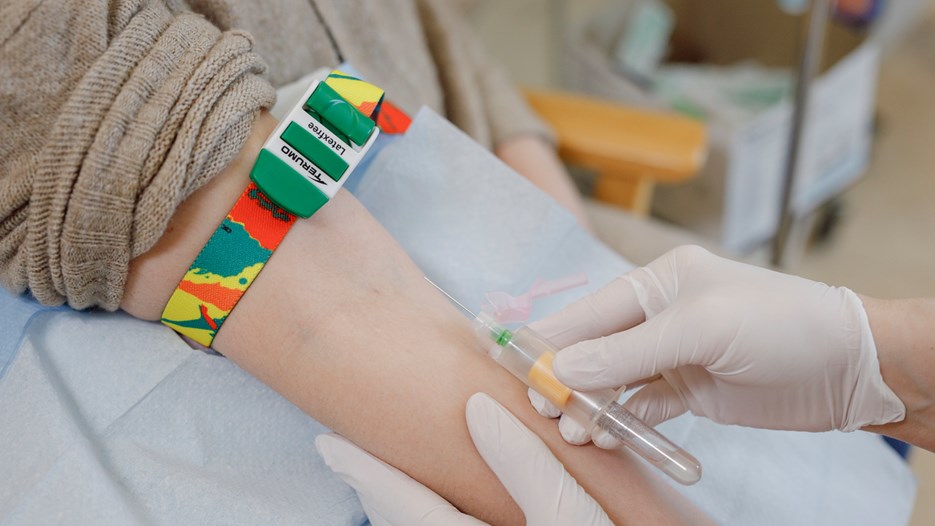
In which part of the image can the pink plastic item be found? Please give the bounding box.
[485,272,589,324]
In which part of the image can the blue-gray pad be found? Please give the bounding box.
[0,311,366,525]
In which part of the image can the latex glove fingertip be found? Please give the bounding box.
[317,433,487,526]
[528,388,561,418]
[467,393,566,488]
[314,432,357,470]
[467,393,540,449]
[467,394,614,526]
[592,427,622,450]
[558,414,591,445]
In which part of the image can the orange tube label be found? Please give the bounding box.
[528,353,572,409]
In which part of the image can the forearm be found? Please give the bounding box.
[861,296,935,451]
[123,112,703,524]
[495,135,594,233]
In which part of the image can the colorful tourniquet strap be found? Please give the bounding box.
[161,70,385,347]
[160,184,296,346]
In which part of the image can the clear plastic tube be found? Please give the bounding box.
[473,312,702,485]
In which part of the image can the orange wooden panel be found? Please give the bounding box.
[524,89,707,183]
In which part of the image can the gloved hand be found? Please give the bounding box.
[315,392,612,526]
[529,245,905,445]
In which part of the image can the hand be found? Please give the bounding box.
[529,245,905,441]
[315,393,612,526]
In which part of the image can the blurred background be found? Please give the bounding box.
[464,1,934,523]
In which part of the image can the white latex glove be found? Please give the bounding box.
[315,393,612,526]
[529,245,905,442]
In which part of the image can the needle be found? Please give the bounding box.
[424,276,477,318]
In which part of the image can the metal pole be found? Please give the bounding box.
[771,0,831,266]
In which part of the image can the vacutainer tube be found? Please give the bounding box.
[472,312,702,485]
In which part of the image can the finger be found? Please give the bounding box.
[552,307,704,391]
[623,379,689,427]
[528,388,561,418]
[592,427,623,450]
[558,414,591,445]
[530,246,705,350]
[465,393,612,526]
[315,433,484,526]
[529,278,644,348]
[623,245,711,318]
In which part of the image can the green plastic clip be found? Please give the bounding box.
[304,82,376,146]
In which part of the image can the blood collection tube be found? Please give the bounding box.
[473,311,702,485]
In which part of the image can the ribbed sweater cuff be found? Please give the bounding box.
[24,3,275,310]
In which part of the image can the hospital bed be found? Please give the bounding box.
[0,88,915,525]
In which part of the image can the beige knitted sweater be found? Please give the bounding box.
[0,0,547,310]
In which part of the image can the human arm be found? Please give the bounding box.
[531,245,912,446]
[121,111,707,525]
[861,297,935,450]
[315,392,613,526]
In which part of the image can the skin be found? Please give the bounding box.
[861,296,935,451]
[121,112,708,525]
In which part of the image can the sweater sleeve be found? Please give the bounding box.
[0,0,276,310]
[415,0,555,149]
